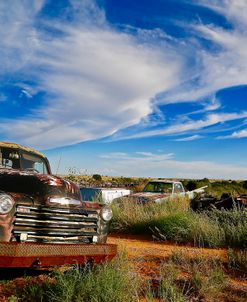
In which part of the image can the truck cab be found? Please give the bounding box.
[0,142,116,268]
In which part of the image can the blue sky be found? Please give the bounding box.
[1,0,247,179]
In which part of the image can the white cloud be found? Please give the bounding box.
[218,128,247,139]
[21,89,33,98]
[0,0,247,149]
[116,111,247,140]
[165,0,247,103]
[0,0,43,75]
[0,0,182,149]
[99,151,247,179]
[174,135,203,142]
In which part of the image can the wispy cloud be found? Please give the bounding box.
[174,135,203,142]
[218,128,247,139]
[0,0,247,149]
[113,111,247,140]
[161,0,247,104]
[104,0,247,143]
[0,0,182,149]
[99,151,247,179]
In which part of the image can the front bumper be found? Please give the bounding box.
[0,242,117,268]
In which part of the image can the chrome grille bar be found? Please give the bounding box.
[13,205,99,244]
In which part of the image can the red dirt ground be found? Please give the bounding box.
[0,234,246,301]
[108,234,247,299]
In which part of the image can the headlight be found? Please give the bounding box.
[100,206,113,222]
[0,194,14,214]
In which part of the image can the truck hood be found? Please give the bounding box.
[0,168,81,202]
[130,192,170,202]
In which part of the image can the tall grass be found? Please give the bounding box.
[5,250,229,302]
[8,253,140,302]
[111,197,246,248]
[143,252,227,302]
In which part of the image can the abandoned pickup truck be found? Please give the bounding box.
[121,179,206,204]
[0,142,116,268]
[125,179,186,204]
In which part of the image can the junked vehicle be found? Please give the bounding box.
[120,179,207,204]
[126,180,186,204]
[0,142,116,268]
[80,187,131,204]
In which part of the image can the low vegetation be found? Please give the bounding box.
[65,174,247,197]
[5,250,245,302]
[4,254,140,302]
[111,197,247,248]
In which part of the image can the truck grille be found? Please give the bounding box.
[12,205,99,244]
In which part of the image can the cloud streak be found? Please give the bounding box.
[0,0,181,149]
[174,135,203,142]
[0,0,247,149]
[218,128,247,139]
[99,151,247,179]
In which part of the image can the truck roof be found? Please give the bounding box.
[0,141,46,159]
[149,179,181,184]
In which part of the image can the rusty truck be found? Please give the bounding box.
[0,142,117,268]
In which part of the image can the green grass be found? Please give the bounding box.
[111,197,247,248]
[228,248,247,273]
[167,250,227,301]
[142,252,227,302]
[7,254,140,302]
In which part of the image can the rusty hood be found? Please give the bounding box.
[0,169,81,203]
[130,192,171,203]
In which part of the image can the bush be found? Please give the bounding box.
[184,180,197,191]
[92,174,102,181]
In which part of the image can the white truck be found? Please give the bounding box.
[127,179,207,203]
[80,187,131,204]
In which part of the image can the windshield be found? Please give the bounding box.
[0,147,48,174]
[143,182,173,193]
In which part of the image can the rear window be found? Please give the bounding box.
[0,148,20,169]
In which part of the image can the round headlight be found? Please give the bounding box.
[100,206,113,222]
[0,194,14,214]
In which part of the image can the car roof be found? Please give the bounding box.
[148,179,181,184]
[0,141,46,159]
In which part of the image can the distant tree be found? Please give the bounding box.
[92,174,102,182]
[185,180,197,191]
[201,178,210,184]
[242,180,247,189]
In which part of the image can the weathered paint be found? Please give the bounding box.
[0,242,117,267]
[0,143,116,267]
[0,169,81,201]
[0,142,46,159]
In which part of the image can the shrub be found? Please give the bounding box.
[92,174,102,181]
[184,180,197,191]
